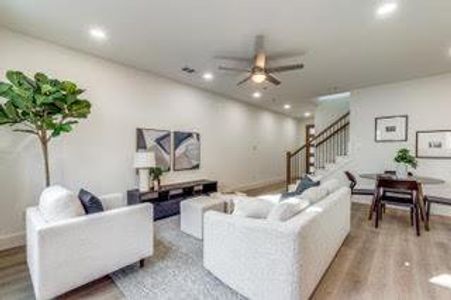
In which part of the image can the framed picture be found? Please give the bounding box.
[375,115,408,142]
[416,130,451,159]
[173,131,200,171]
[136,128,171,171]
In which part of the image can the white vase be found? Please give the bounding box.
[396,163,408,178]
[138,169,150,192]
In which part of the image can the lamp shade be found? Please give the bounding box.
[133,151,156,169]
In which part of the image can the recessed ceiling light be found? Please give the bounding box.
[448,47,451,57]
[202,72,214,81]
[283,104,291,110]
[252,91,262,98]
[89,27,107,41]
[376,2,398,18]
[304,112,311,117]
[318,91,351,101]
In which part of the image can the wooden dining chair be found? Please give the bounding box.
[424,195,451,228]
[344,171,374,196]
[373,178,421,236]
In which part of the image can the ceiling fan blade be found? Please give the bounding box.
[265,74,281,86]
[267,51,306,61]
[266,64,304,73]
[218,66,250,73]
[237,75,252,86]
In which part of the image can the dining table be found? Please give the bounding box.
[359,173,445,231]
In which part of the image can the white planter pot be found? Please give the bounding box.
[396,164,408,178]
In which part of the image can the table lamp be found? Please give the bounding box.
[134,151,156,192]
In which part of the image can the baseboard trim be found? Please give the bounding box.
[0,232,25,251]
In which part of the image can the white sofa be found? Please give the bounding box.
[26,193,154,300]
[203,186,351,300]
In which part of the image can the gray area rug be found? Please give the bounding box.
[111,216,245,300]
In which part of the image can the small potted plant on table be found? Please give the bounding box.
[394,148,417,178]
[149,167,163,191]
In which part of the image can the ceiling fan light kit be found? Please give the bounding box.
[218,35,304,87]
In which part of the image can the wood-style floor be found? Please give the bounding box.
[1,195,450,299]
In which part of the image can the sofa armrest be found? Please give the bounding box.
[203,212,299,300]
[26,203,153,299]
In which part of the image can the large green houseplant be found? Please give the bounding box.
[0,71,91,187]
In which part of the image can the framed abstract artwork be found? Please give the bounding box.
[416,130,451,159]
[375,115,408,142]
[136,128,171,171]
[173,131,200,171]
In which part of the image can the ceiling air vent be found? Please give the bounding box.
[181,66,196,74]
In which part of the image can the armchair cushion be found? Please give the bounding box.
[78,189,104,214]
[39,185,85,223]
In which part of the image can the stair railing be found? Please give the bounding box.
[286,111,350,189]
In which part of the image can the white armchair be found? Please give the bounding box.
[26,193,153,300]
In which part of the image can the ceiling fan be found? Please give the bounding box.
[218,35,304,86]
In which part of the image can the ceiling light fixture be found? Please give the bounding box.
[251,72,267,84]
[284,104,291,110]
[376,2,398,17]
[89,27,107,41]
[202,72,214,81]
[318,91,351,101]
[252,91,262,98]
[304,112,312,117]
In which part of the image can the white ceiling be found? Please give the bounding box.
[0,0,450,118]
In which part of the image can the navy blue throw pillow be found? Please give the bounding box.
[78,189,104,214]
[279,191,299,200]
[280,175,320,200]
[295,175,320,194]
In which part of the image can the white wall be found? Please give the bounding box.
[350,73,451,216]
[314,97,350,132]
[0,28,302,247]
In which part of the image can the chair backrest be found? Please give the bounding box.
[376,178,419,192]
[344,171,357,190]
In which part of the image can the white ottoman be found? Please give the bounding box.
[180,196,226,239]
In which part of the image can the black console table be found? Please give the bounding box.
[127,179,218,220]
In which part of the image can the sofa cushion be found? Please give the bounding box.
[78,189,104,214]
[267,198,310,222]
[232,198,275,218]
[299,186,329,203]
[39,185,85,223]
[321,179,342,195]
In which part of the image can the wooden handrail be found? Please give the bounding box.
[288,111,350,156]
[309,111,350,144]
[315,123,349,147]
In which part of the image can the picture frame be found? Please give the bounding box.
[416,130,451,159]
[136,128,172,171]
[375,115,408,142]
[173,131,201,171]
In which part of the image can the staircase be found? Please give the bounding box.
[286,111,350,189]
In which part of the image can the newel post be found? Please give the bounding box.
[286,151,292,191]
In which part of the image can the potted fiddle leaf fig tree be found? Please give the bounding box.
[0,70,91,187]
[394,148,417,178]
